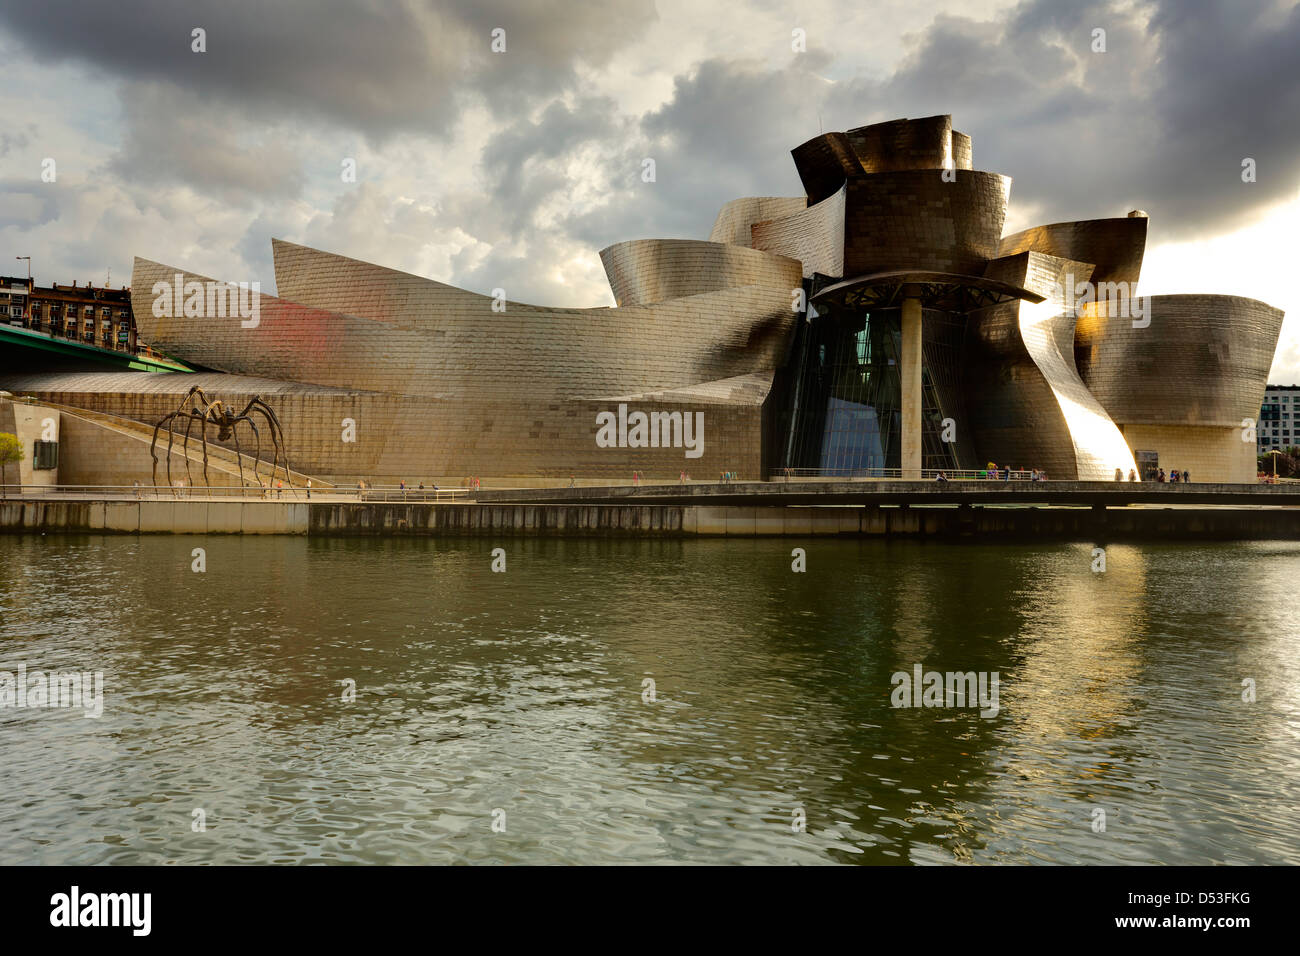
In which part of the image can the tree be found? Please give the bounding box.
[0,432,22,497]
[1258,446,1300,479]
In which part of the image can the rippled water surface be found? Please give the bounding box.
[1,534,1298,865]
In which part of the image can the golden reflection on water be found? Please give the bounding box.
[0,535,1297,865]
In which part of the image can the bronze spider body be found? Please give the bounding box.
[150,386,291,491]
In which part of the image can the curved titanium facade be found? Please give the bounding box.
[1076,294,1285,483]
[4,113,1282,485]
[844,171,1010,277]
[998,216,1148,286]
[791,131,863,205]
[599,239,801,308]
[118,243,802,478]
[845,114,971,173]
[708,196,807,247]
[1076,294,1284,426]
[965,252,1137,480]
[750,186,846,279]
[791,114,974,203]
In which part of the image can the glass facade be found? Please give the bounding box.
[778,304,976,474]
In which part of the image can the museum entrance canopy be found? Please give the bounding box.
[811,270,1044,313]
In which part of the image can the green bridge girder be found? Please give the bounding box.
[0,323,191,373]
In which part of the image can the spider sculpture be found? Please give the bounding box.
[150,386,291,491]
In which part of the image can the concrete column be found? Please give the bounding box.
[900,294,923,479]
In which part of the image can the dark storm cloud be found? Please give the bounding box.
[565,57,832,248]
[0,0,656,138]
[625,0,1300,243]
[107,81,307,201]
[856,0,1300,234]
[1,0,1294,313]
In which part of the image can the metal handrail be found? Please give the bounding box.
[777,467,1052,481]
[0,484,472,502]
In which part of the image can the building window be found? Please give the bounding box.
[33,440,58,471]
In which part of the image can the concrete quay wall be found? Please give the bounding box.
[2,498,1300,539]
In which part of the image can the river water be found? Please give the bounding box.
[1,534,1297,865]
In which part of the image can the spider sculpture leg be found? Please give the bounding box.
[244,398,291,487]
[181,411,199,491]
[232,426,245,490]
[199,407,220,488]
[244,416,262,490]
[152,386,217,492]
[165,412,179,492]
[151,412,183,489]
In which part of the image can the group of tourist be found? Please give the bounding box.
[353,479,448,498]
[938,465,1048,482]
[978,463,1046,481]
[1115,467,1191,482]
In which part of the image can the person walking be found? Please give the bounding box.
[276,479,283,498]
[1183,469,1191,483]
[1128,468,1137,481]
[306,478,312,500]
[1115,467,1123,481]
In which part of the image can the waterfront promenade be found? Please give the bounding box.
[2,479,1299,539]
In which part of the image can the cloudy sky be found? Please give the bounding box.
[2,0,1298,381]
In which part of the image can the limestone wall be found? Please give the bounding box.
[0,398,60,489]
[1119,424,1257,483]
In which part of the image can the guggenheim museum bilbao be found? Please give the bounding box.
[4,114,1285,484]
